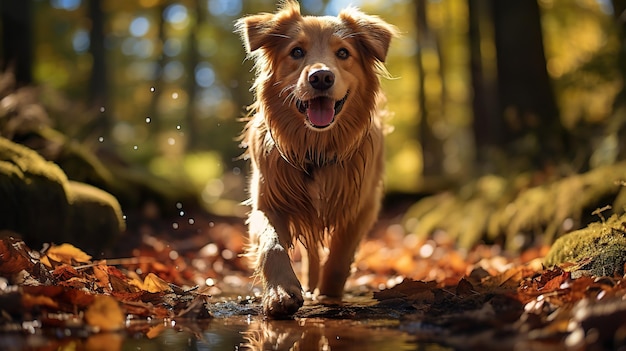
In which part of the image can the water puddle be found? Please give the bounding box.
[0,316,437,351]
[0,293,455,351]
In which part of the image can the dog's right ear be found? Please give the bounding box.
[236,1,301,53]
[235,13,275,53]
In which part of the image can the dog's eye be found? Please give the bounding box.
[290,47,305,59]
[336,48,350,60]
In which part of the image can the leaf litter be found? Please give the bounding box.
[1,214,626,350]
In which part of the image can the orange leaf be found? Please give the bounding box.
[93,264,111,290]
[22,293,59,309]
[146,324,166,339]
[42,243,92,267]
[143,273,172,293]
[481,266,524,293]
[84,295,125,332]
[0,238,35,275]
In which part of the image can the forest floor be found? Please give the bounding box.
[1,204,625,351]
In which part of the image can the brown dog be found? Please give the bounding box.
[236,1,396,318]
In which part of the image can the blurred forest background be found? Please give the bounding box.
[2,0,626,239]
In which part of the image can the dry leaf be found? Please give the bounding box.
[143,273,172,293]
[42,243,92,267]
[93,264,111,289]
[21,293,59,309]
[480,266,524,293]
[84,295,125,332]
[146,324,166,339]
[0,238,35,275]
[374,279,437,301]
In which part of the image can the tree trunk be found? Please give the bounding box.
[468,0,500,162]
[185,1,202,150]
[88,0,110,136]
[491,0,565,164]
[611,0,626,159]
[415,0,444,177]
[1,0,33,85]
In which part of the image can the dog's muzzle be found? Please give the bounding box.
[296,92,348,129]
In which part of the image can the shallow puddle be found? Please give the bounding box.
[0,316,440,351]
[0,293,454,351]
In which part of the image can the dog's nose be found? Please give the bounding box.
[308,69,335,90]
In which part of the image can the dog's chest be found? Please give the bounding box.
[304,166,356,221]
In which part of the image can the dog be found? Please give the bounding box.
[236,1,396,318]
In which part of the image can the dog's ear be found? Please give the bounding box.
[235,13,275,53]
[236,1,301,53]
[339,8,398,62]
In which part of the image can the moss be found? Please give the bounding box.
[0,137,71,244]
[544,213,626,277]
[404,162,626,250]
[0,137,124,254]
[66,181,125,254]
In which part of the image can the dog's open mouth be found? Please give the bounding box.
[296,93,348,129]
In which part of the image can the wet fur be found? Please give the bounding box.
[236,1,396,318]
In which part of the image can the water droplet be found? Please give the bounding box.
[172,222,179,229]
[168,138,175,145]
[150,86,155,92]
[176,125,181,130]
[100,106,105,113]
[145,117,151,123]
[179,210,185,217]
[98,136,104,143]
[176,202,183,209]
[172,92,179,99]
[133,145,138,150]
[188,218,195,225]
[209,221,214,228]
[232,167,241,175]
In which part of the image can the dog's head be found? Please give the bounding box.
[236,1,396,130]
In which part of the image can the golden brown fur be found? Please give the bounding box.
[236,1,396,318]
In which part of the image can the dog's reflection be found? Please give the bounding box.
[242,318,334,351]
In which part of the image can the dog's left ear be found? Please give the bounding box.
[339,8,398,62]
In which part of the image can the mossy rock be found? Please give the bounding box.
[0,137,124,254]
[66,181,125,254]
[544,213,626,278]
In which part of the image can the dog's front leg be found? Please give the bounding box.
[248,209,303,318]
[318,201,380,298]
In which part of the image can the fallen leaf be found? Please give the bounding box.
[21,293,59,309]
[456,277,475,297]
[374,279,437,301]
[146,324,166,339]
[480,266,524,293]
[84,295,125,332]
[93,264,111,289]
[42,243,92,267]
[52,264,80,281]
[143,273,172,293]
[0,237,35,275]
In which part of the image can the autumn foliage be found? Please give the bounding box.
[1,219,626,350]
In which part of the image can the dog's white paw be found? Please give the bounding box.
[262,282,304,318]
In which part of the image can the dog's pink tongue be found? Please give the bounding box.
[307,97,335,127]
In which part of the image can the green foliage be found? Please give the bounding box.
[26,0,626,200]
